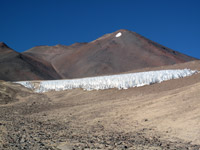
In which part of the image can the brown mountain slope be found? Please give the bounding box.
[0,42,61,81]
[24,29,197,79]
[23,43,87,63]
[1,61,200,149]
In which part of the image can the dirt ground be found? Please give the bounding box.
[1,61,200,150]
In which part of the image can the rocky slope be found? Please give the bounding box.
[0,42,61,81]
[1,61,200,149]
[24,29,197,79]
[0,29,198,81]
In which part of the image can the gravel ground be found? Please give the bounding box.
[1,81,200,150]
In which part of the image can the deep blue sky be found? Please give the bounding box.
[0,0,199,58]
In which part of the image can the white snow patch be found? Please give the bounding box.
[15,69,198,93]
[115,32,122,37]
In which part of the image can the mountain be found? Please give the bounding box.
[23,29,197,79]
[0,29,198,81]
[0,42,61,81]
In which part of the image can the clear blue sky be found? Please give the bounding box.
[0,0,199,58]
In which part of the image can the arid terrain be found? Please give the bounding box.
[0,60,200,150]
[24,29,197,79]
[0,42,61,81]
[0,29,197,81]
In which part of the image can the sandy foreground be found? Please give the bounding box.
[1,61,200,150]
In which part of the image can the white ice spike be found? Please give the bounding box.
[15,69,198,93]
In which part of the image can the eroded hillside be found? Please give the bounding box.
[0,61,200,149]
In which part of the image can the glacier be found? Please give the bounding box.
[15,69,198,93]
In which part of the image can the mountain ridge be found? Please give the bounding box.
[0,43,62,81]
[0,29,198,81]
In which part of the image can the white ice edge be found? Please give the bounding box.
[15,69,198,93]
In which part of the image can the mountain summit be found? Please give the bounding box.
[0,29,198,81]
[24,29,197,79]
[0,42,13,53]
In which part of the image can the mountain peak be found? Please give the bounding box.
[114,29,135,35]
[16,29,197,80]
[115,29,131,32]
[96,29,138,42]
[0,42,15,53]
[0,42,9,48]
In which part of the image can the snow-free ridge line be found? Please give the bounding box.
[15,69,198,93]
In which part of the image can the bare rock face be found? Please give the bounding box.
[0,42,61,81]
[0,29,198,81]
[24,29,198,79]
[0,42,9,49]
[0,42,14,54]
